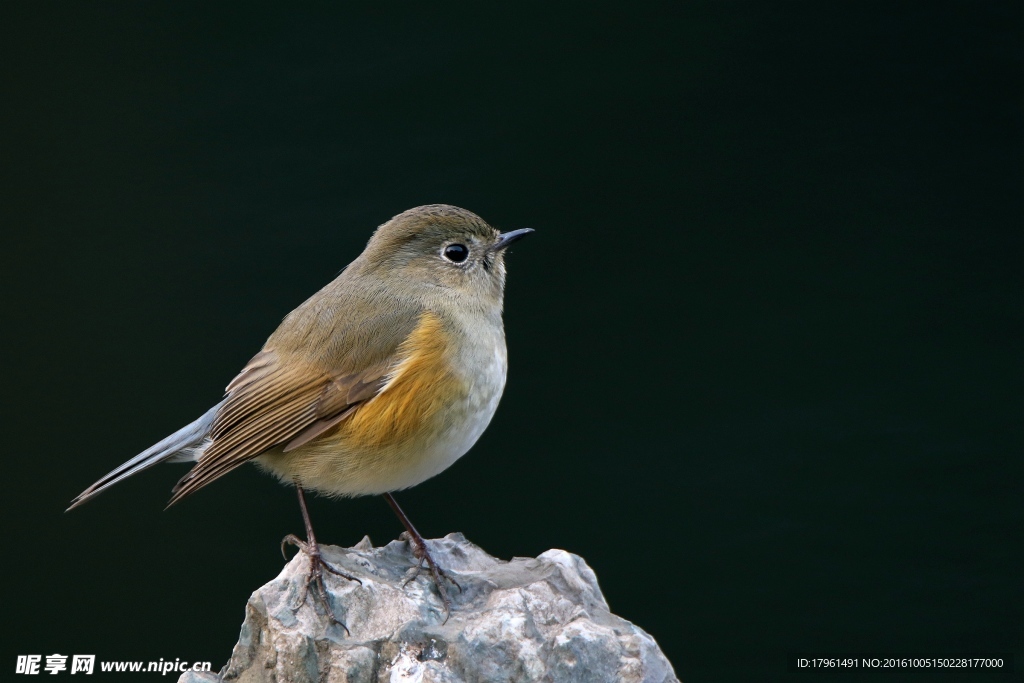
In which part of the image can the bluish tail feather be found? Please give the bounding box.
[66,402,223,511]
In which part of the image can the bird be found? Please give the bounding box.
[68,204,533,628]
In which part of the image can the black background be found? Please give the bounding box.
[1,3,1020,681]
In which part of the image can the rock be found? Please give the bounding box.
[179,533,678,683]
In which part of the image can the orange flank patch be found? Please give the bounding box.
[338,311,461,450]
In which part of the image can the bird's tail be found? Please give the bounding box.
[66,402,223,511]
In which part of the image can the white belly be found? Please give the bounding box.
[382,338,507,491]
[256,321,509,497]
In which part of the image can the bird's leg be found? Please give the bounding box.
[281,484,360,634]
[382,492,461,621]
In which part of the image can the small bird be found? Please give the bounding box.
[68,204,532,627]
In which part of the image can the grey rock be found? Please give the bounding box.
[181,533,678,683]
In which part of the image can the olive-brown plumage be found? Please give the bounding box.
[67,205,532,623]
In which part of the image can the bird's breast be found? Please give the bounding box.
[269,309,507,496]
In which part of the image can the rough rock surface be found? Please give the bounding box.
[179,533,678,683]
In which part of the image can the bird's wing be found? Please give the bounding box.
[166,348,397,506]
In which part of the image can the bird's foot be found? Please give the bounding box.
[281,533,361,635]
[399,531,462,622]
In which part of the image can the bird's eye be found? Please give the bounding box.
[442,244,469,263]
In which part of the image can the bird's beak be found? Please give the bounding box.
[492,228,535,251]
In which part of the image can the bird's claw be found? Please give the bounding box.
[280,533,361,635]
[399,532,461,623]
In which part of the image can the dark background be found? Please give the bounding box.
[1,2,1020,681]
